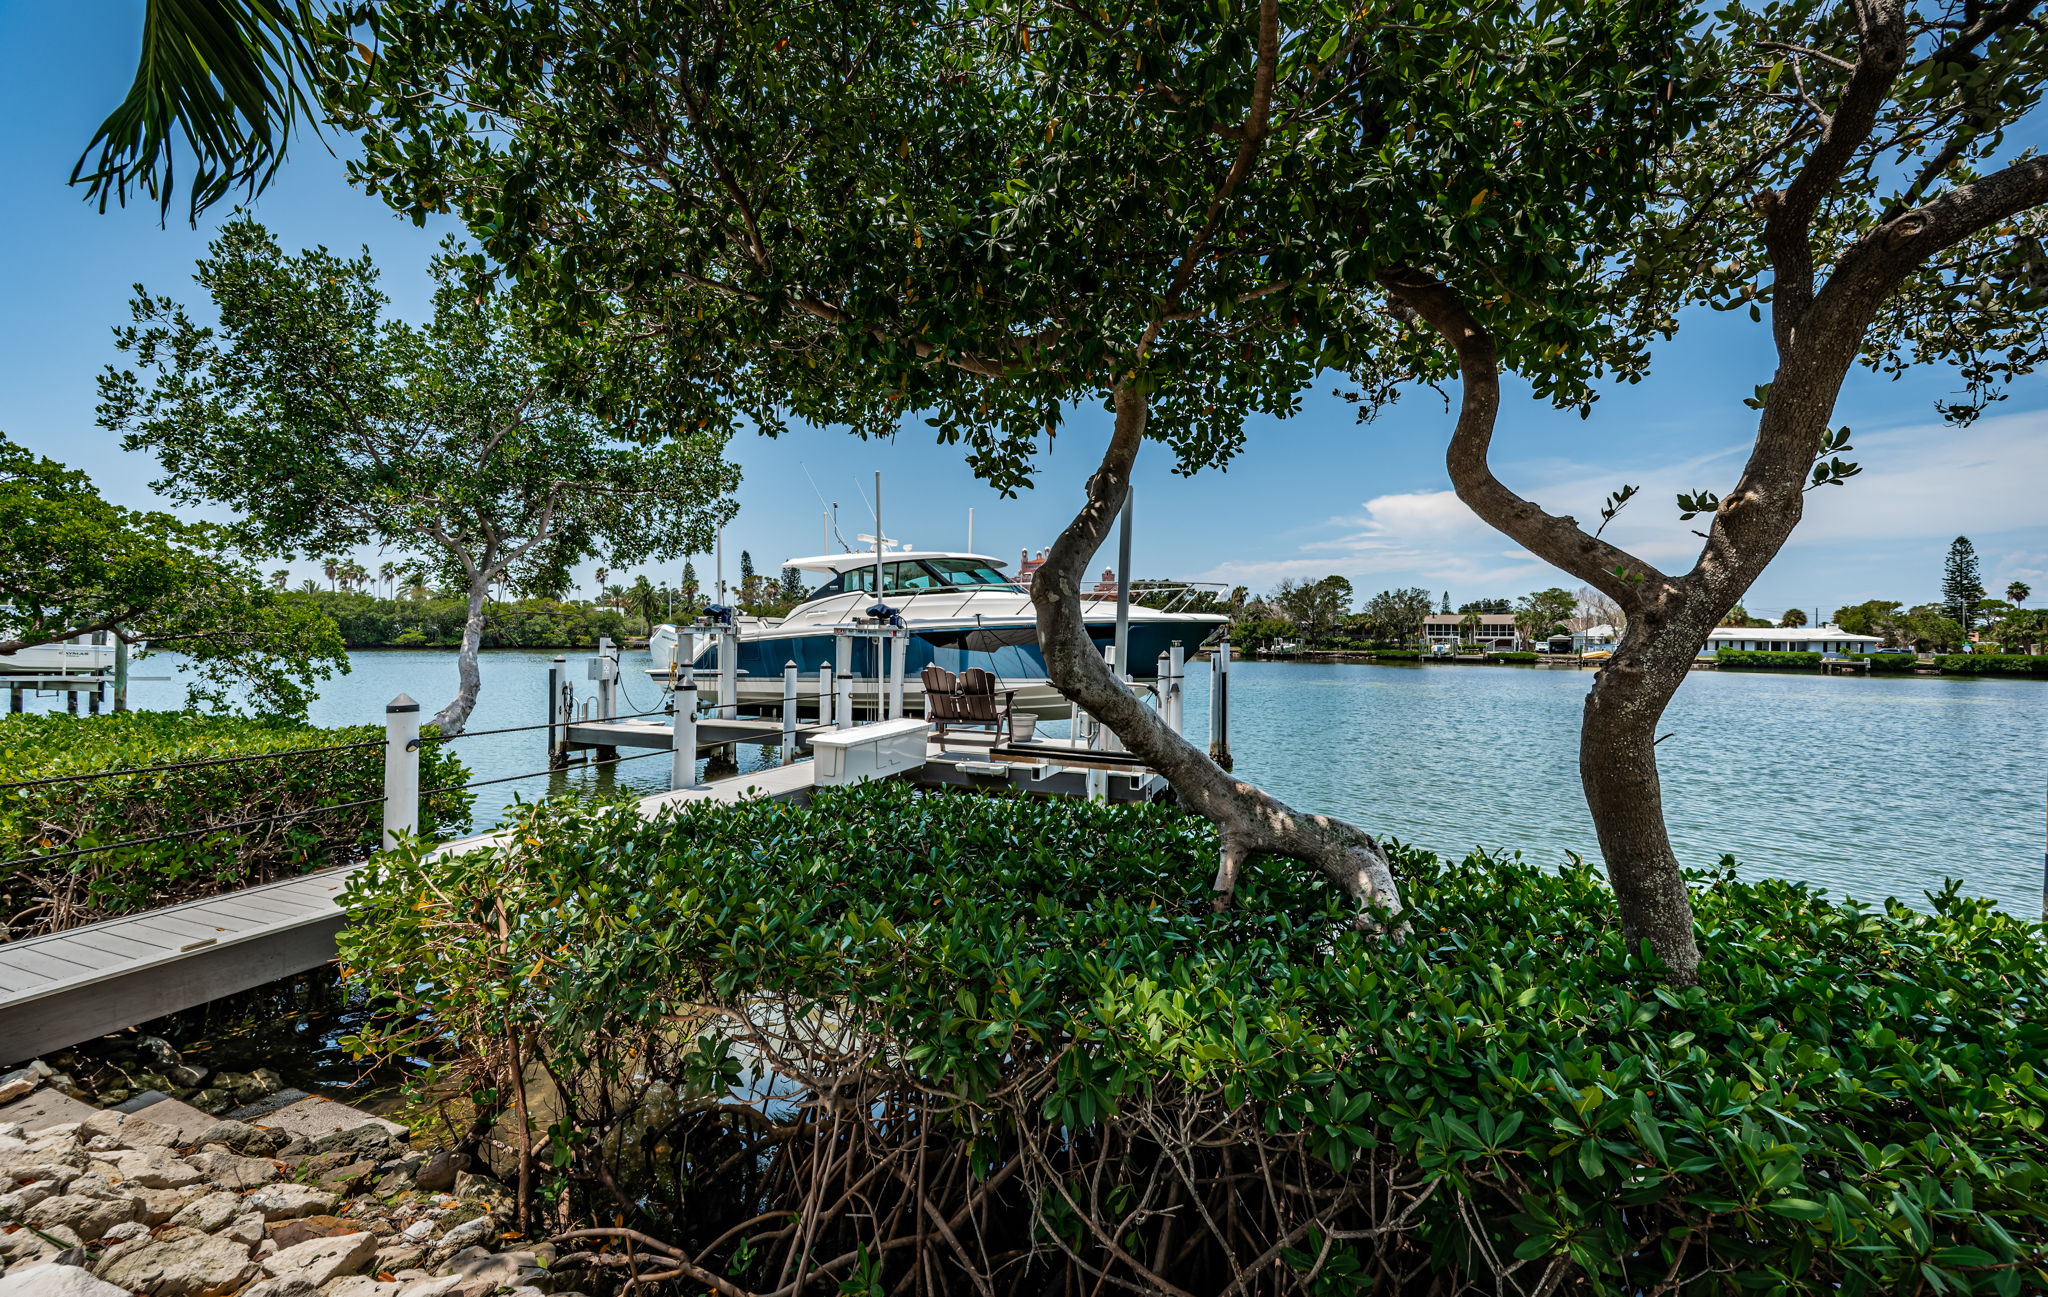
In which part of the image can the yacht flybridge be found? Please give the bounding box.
[648,549,1226,717]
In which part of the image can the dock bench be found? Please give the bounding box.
[809,719,931,786]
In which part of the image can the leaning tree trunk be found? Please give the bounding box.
[433,577,490,734]
[1029,386,1402,917]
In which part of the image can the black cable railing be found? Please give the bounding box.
[0,738,385,793]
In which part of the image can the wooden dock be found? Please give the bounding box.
[0,729,1164,1063]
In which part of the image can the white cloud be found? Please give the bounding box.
[1197,409,2048,599]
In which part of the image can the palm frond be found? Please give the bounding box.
[72,0,322,226]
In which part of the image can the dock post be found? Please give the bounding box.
[1208,637,1233,771]
[819,665,835,727]
[547,656,569,768]
[672,670,699,789]
[1156,650,1172,730]
[833,632,853,724]
[1167,642,1186,735]
[113,634,129,712]
[718,625,739,718]
[887,630,907,720]
[1099,646,1123,752]
[782,662,799,761]
[66,685,78,715]
[382,694,421,849]
[8,685,19,714]
[89,683,102,715]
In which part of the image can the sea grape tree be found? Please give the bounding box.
[99,219,737,732]
[320,0,1700,914]
[1380,0,2048,980]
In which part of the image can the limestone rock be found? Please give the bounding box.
[93,1232,259,1297]
[0,1182,55,1216]
[237,1278,320,1297]
[89,1146,204,1189]
[433,1215,494,1253]
[0,1072,40,1106]
[410,1152,463,1194]
[261,1229,379,1288]
[102,1221,150,1243]
[223,1212,267,1245]
[169,1190,247,1234]
[26,1192,138,1240]
[184,1149,279,1189]
[373,1243,427,1274]
[245,1183,339,1221]
[78,1109,179,1151]
[136,1037,181,1070]
[133,1183,208,1225]
[195,1119,285,1157]
[268,1215,366,1251]
[322,1279,404,1297]
[0,1263,129,1297]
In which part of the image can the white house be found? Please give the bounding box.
[1703,625,1886,656]
[1423,613,1519,650]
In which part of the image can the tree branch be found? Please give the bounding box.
[1377,267,1676,610]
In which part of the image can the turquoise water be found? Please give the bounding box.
[25,650,2047,914]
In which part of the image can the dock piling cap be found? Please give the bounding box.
[387,692,420,713]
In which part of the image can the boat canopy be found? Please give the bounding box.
[780,551,1009,574]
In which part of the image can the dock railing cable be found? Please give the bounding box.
[0,738,385,793]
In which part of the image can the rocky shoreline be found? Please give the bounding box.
[0,1060,567,1297]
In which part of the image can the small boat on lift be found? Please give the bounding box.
[649,549,1225,717]
[0,632,121,675]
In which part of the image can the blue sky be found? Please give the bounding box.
[3,6,2043,622]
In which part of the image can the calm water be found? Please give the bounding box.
[27,650,2048,913]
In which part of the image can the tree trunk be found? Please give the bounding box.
[433,577,489,734]
[1029,386,1402,918]
[1575,609,1712,985]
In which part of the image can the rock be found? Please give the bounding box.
[0,1263,130,1297]
[451,1172,508,1207]
[94,1233,260,1296]
[0,1148,86,1182]
[184,1149,279,1188]
[136,1037,181,1070]
[373,1243,427,1273]
[96,1090,132,1107]
[267,1216,365,1251]
[79,1110,180,1152]
[251,1069,285,1096]
[237,1278,321,1297]
[132,1184,207,1225]
[88,1146,204,1189]
[261,1230,379,1288]
[0,1182,55,1215]
[223,1212,268,1246]
[170,1190,248,1234]
[189,1089,236,1116]
[433,1215,494,1253]
[26,1192,138,1240]
[434,1250,545,1297]
[322,1279,404,1297]
[371,1169,413,1196]
[311,1126,401,1161]
[167,1064,211,1090]
[308,1158,380,1196]
[0,1071,39,1106]
[41,1077,87,1102]
[195,1119,285,1156]
[398,1219,436,1243]
[102,1221,150,1243]
[245,1183,339,1221]
[410,1152,463,1194]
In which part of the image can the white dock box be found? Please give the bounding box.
[809,718,930,787]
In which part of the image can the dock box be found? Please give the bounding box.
[809,718,930,787]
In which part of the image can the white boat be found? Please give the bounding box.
[649,550,1226,717]
[0,632,120,675]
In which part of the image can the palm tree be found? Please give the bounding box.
[378,561,396,599]
[75,0,323,226]
[321,558,336,590]
[298,578,320,593]
[268,568,287,591]
[2010,581,2031,606]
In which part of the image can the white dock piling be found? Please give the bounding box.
[819,664,835,727]
[834,631,853,724]
[382,694,421,850]
[718,624,739,718]
[1167,641,1185,734]
[672,671,699,789]
[782,662,799,760]
[887,630,907,720]
[1209,637,1232,771]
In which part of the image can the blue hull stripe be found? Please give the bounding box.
[717,621,1209,682]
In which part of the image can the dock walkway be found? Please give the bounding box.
[0,731,1165,1062]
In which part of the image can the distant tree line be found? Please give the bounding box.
[1831,537,2042,653]
[1227,579,1607,652]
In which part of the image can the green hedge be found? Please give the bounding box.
[1853,652,1921,671]
[1936,653,2048,677]
[1715,649,1823,669]
[1370,648,1423,660]
[288,590,635,649]
[343,785,2048,1295]
[1,712,470,937]
[1489,650,1539,662]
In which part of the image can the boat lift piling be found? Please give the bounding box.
[782,663,799,761]
[672,671,700,789]
[1209,636,1233,771]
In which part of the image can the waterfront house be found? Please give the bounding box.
[1423,613,1519,650]
[1704,625,1885,655]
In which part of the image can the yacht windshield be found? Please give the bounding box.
[921,559,1009,586]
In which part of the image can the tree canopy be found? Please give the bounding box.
[98,219,738,729]
[0,432,344,717]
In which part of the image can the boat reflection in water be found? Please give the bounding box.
[648,549,1226,717]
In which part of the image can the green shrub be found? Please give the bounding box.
[1936,653,2048,677]
[1489,650,1538,662]
[343,785,2048,1296]
[1370,648,1422,660]
[1852,652,1920,671]
[1,711,470,936]
[1714,649,1824,669]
